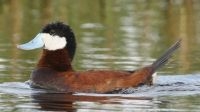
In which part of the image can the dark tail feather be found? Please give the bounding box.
[151,39,181,72]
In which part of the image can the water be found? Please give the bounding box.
[1,0,200,111]
[1,76,200,111]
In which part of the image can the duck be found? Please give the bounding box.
[17,22,181,93]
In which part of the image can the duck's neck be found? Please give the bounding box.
[37,49,73,71]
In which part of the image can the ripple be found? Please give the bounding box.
[80,23,104,29]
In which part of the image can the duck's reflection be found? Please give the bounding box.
[31,92,109,111]
[32,92,74,111]
[31,92,154,111]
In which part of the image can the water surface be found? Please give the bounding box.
[1,0,200,111]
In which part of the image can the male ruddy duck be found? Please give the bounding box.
[17,22,181,93]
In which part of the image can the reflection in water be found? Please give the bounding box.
[0,0,200,111]
[9,0,22,78]
[165,0,197,73]
[31,92,154,111]
[32,93,75,111]
[0,0,199,74]
[40,0,53,25]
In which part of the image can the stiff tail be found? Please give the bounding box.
[151,39,181,72]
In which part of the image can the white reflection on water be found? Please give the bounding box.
[80,23,104,29]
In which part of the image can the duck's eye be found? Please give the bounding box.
[50,30,56,35]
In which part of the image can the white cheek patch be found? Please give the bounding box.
[41,33,67,51]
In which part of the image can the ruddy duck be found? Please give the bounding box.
[17,22,181,93]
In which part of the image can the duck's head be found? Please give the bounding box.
[17,22,76,61]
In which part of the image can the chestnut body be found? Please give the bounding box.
[31,49,153,93]
[18,22,181,93]
[31,67,152,93]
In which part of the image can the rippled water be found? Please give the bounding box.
[1,0,200,111]
[1,75,200,111]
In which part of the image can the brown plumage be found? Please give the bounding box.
[18,22,181,93]
[31,39,180,93]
